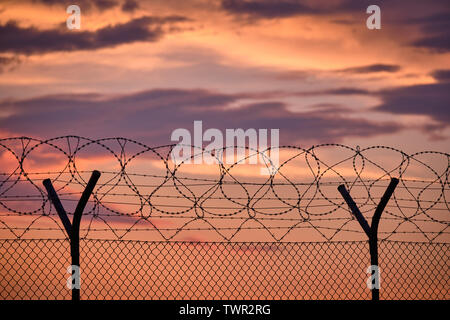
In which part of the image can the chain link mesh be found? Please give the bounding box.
[1,239,448,300]
[1,137,448,300]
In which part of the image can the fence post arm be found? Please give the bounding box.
[72,170,101,237]
[370,178,399,236]
[337,184,371,237]
[43,179,72,237]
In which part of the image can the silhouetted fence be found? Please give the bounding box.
[1,239,448,300]
[0,137,448,300]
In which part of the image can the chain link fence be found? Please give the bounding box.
[1,137,448,300]
[1,239,448,300]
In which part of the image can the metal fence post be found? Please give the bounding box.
[338,178,399,300]
[43,170,101,301]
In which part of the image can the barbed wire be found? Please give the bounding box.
[0,136,448,242]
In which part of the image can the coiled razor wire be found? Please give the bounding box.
[0,136,448,242]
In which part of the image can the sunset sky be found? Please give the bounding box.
[0,1,449,302]
[0,0,449,243]
[0,0,449,152]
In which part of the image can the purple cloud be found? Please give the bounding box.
[376,82,450,126]
[0,55,21,73]
[0,16,189,55]
[121,0,139,12]
[431,70,450,82]
[338,64,401,74]
[220,0,370,19]
[412,34,450,53]
[0,88,402,145]
[31,0,120,11]
[409,12,450,53]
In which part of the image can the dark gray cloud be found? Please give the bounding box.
[221,0,321,18]
[220,0,368,19]
[0,88,402,145]
[275,64,400,83]
[31,0,141,13]
[31,0,120,11]
[409,12,450,53]
[431,69,450,83]
[323,88,371,95]
[338,64,401,74]
[0,16,188,55]
[412,34,450,53]
[291,87,372,97]
[0,55,21,73]
[122,0,140,12]
[408,12,450,34]
[221,0,448,22]
[376,82,450,126]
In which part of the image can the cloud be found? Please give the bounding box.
[0,16,189,55]
[221,0,320,18]
[409,12,450,53]
[408,12,450,34]
[412,34,450,53]
[275,64,400,84]
[0,55,21,73]
[0,88,402,145]
[31,0,141,13]
[220,0,370,19]
[321,88,371,95]
[289,87,372,97]
[376,82,450,128]
[31,0,120,11]
[338,64,401,74]
[431,69,450,82]
[121,0,140,12]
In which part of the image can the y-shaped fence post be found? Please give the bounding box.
[43,170,101,301]
[337,178,399,301]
